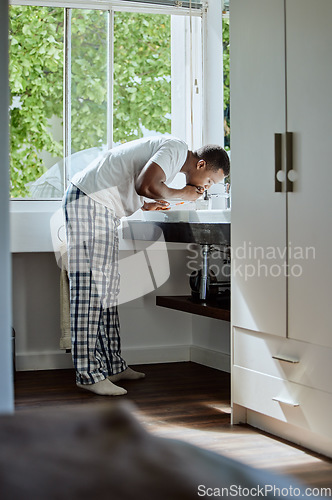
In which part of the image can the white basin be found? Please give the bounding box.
[188,209,231,223]
[140,209,231,223]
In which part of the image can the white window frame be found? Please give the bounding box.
[10,0,205,200]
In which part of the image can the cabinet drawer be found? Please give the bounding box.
[233,365,332,439]
[234,328,332,394]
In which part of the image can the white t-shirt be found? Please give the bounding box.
[71,136,188,218]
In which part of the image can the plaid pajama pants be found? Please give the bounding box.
[63,183,127,385]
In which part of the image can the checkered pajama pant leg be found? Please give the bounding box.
[64,184,127,385]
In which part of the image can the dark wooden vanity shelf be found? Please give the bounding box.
[156,295,230,322]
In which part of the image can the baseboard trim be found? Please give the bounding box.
[190,345,230,373]
[122,345,191,365]
[246,409,332,459]
[16,351,73,371]
[16,345,230,372]
[16,345,191,371]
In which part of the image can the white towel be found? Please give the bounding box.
[59,242,71,351]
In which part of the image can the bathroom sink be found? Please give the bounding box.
[141,208,231,223]
[189,209,231,223]
[123,209,231,245]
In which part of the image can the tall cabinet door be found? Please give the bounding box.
[230,0,287,337]
[287,0,332,347]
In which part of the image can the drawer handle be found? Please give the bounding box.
[272,355,299,364]
[272,397,299,407]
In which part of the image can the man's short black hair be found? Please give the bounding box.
[194,145,230,177]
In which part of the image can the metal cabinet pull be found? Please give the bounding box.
[272,355,299,364]
[272,397,299,407]
[274,133,283,192]
[286,131,294,192]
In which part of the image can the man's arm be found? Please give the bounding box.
[135,162,203,201]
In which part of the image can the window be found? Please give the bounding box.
[113,11,171,143]
[9,5,64,199]
[9,1,203,200]
[222,4,230,152]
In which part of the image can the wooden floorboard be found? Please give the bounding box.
[14,362,332,491]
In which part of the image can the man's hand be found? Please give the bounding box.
[142,200,170,211]
[178,184,205,201]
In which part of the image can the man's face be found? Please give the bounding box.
[187,160,225,190]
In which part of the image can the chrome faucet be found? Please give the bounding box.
[203,185,231,209]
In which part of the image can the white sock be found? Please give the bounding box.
[108,367,146,383]
[77,378,127,396]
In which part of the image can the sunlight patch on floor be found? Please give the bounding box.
[133,408,328,479]
[203,402,232,414]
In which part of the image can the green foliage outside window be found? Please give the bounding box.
[9,6,230,198]
[70,9,109,153]
[9,7,64,197]
[113,12,171,143]
[223,15,230,151]
[8,6,171,198]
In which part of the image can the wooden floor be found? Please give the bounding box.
[14,362,332,491]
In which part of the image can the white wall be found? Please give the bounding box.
[0,0,14,413]
[12,248,194,371]
[12,245,230,372]
[12,252,70,371]
[191,317,230,372]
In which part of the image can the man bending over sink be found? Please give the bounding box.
[63,136,230,396]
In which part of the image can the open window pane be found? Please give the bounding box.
[9,5,64,199]
[70,9,108,153]
[223,11,230,151]
[64,9,109,187]
[113,11,171,143]
[8,4,197,200]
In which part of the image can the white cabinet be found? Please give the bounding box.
[232,328,332,456]
[286,2,332,347]
[230,0,287,337]
[230,0,332,456]
[233,328,332,395]
[233,364,332,441]
[231,0,332,345]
